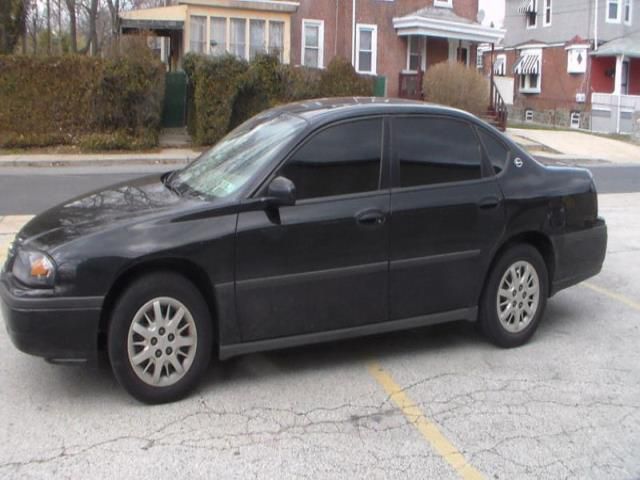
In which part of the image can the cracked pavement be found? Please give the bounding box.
[1,193,639,479]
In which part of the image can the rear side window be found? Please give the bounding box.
[477,128,510,174]
[278,118,382,200]
[394,117,482,188]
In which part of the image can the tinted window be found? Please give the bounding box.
[394,117,482,188]
[279,119,382,200]
[477,128,509,174]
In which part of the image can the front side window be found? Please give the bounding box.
[230,18,247,59]
[189,15,206,53]
[278,119,383,200]
[408,36,424,71]
[269,21,284,62]
[624,0,632,24]
[169,114,307,199]
[356,24,377,74]
[302,20,323,68]
[607,0,621,21]
[477,128,509,174]
[394,117,482,188]
[210,17,226,56]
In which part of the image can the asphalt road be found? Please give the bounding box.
[0,193,639,478]
[0,163,640,215]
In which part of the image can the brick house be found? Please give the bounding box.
[290,0,504,97]
[484,0,640,133]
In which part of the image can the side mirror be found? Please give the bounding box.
[266,176,296,207]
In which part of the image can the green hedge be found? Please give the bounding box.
[0,47,165,148]
[185,53,374,145]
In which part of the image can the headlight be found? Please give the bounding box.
[12,249,56,287]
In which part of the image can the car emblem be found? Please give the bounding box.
[514,157,524,168]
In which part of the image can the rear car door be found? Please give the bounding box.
[235,117,390,342]
[389,115,505,321]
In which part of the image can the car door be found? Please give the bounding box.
[234,117,390,342]
[389,115,505,321]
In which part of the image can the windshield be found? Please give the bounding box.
[168,113,307,199]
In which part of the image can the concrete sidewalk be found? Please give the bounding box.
[0,149,200,168]
[507,128,640,165]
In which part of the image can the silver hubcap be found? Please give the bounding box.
[127,297,197,387]
[497,261,540,333]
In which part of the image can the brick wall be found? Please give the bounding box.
[291,0,480,96]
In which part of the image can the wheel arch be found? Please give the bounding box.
[97,258,219,351]
[480,231,556,304]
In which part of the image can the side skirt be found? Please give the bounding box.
[218,307,478,360]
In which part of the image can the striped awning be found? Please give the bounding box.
[493,56,506,76]
[518,0,537,14]
[513,53,540,75]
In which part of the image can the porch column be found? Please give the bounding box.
[614,54,625,94]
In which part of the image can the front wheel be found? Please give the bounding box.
[479,244,548,348]
[108,272,212,404]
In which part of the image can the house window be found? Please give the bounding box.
[607,0,621,22]
[567,46,588,74]
[189,15,206,53]
[356,24,377,74]
[624,0,632,24]
[250,19,266,60]
[434,0,453,7]
[543,0,552,26]
[230,18,247,59]
[209,17,226,55]
[570,112,581,129]
[520,73,540,92]
[268,21,284,62]
[407,36,425,71]
[525,109,534,122]
[302,19,323,68]
[527,0,538,28]
[515,48,542,93]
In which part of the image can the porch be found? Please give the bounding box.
[590,32,640,134]
[392,6,506,127]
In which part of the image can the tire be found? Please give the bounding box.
[108,272,213,404]
[479,244,548,348]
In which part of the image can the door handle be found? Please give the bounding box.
[355,209,386,226]
[478,196,500,209]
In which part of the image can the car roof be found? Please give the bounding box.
[269,97,480,124]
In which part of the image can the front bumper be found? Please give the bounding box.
[0,274,103,361]
[550,218,607,296]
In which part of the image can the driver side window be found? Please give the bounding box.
[278,118,383,200]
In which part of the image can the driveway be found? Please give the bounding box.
[508,128,640,165]
[1,193,639,479]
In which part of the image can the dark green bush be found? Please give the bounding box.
[0,131,74,148]
[0,48,165,147]
[191,54,248,145]
[187,54,373,145]
[77,130,158,151]
[318,57,374,97]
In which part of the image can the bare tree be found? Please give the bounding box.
[64,0,77,52]
[0,0,28,54]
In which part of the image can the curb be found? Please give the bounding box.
[0,158,193,168]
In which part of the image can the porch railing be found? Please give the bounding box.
[398,70,424,100]
[490,78,508,131]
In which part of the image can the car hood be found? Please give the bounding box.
[17,174,189,251]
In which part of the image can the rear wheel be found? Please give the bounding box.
[480,244,548,348]
[108,272,212,404]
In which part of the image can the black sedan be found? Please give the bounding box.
[1,98,607,403]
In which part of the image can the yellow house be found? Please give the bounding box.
[120,0,299,71]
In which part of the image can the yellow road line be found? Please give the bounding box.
[368,362,484,480]
[582,281,640,312]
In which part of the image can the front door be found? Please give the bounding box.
[235,118,390,341]
[389,115,505,320]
